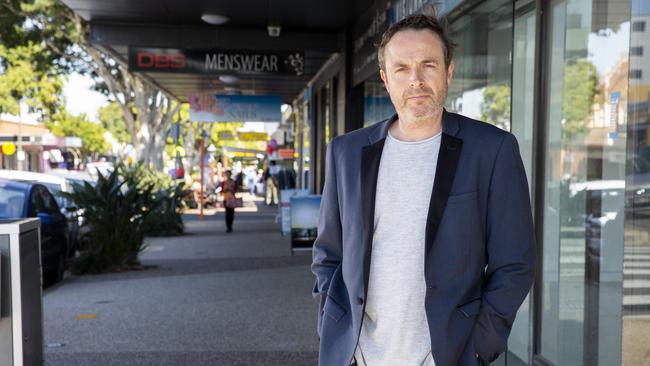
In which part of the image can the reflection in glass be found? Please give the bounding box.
[541,0,628,365]
[364,78,394,127]
[623,0,650,365]
[447,0,512,131]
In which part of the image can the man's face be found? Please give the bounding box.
[380,29,454,124]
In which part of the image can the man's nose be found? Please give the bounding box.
[408,67,425,88]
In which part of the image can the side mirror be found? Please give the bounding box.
[36,212,53,225]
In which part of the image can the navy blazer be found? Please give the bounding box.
[311,110,536,366]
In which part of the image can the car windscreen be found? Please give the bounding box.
[0,185,26,219]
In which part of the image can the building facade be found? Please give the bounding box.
[292,0,650,364]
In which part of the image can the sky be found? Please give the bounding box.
[63,73,109,122]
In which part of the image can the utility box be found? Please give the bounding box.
[0,219,43,366]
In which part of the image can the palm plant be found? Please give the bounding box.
[63,164,158,273]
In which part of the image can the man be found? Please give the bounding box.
[311,14,535,366]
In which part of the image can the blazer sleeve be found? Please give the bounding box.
[311,137,343,337]
[473,133,536,362]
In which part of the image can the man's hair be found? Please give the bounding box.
[377,14,456,71]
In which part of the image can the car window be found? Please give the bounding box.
[0,184,26,218]
[39,187,61,215]
[42,182,66,208]
[29,186,47,216]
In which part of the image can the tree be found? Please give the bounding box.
[0,42,64,120]
[1,0,181,170]
[562,59,599,141]
[480,84,511,131]
[46,110,110,160]
[98,102,130,144]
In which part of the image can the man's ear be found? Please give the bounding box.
[380,69,389,91]
[447,62,455,85]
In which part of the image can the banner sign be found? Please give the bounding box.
[280,189,309,236]
[128,47,305,76]
[290,195,322,250]
[190,94,282,122]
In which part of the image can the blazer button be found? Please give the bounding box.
[356,297,364,305]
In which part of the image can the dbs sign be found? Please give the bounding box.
[135,52,185,69]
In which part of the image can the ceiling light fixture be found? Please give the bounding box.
[201,13,229,25]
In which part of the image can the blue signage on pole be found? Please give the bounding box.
[189,94,282,122]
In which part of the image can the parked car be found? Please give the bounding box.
[0,179,69,286]
[0,169,83,255]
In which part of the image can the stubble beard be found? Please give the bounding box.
[398,84,448,126]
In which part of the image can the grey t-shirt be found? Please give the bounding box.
[355,130,442,366]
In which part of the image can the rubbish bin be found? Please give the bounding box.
[0,218,43,366]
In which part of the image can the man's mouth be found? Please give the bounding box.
[406,95,431,100]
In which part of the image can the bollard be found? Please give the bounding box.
[0,219,43,366]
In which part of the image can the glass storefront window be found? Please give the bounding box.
[447,0,513,131]
[623,0,650,365]
[447,1,534,363]
[541,0,629,365]
[363,77,395,127]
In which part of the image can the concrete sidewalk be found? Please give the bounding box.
[43,200,319,366]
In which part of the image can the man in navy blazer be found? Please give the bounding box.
[311,14,535,366]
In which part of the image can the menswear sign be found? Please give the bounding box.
[128,47,305,76]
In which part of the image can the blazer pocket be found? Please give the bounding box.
[458,298,482,318]
[323,295,347,322]
[447,191,479,204]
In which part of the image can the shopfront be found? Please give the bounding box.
[335,0,650,364]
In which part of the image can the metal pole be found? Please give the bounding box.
[17,102,24,171]
[199,135,205,221]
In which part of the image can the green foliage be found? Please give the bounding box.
[45,110,110,159]
[98,102,130,144]
[0,42,64,118]
[63,163,159,274]
[121,163,188,236]
[0,0,80,75]
[562,60,599,141]
[480,84,511,130]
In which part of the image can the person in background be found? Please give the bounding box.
[246,167,257,195]
[264,160,280,205]
[221,170,239,233]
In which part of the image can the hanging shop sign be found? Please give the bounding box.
[218,131,236,140]
[238,132,269,141]
[190,94,282,122]
[128,47,305,76]
[278,148,295,160]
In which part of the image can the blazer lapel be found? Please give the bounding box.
[360,115,394,298]
[425,111,463,259]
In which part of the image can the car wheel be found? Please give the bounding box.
[45,252,66,287]
[55,252,66,282]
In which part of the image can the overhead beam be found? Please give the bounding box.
[91,22,342,52]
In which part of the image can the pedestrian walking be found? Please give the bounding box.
[311,13,535,366]
[221,170,238,233]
